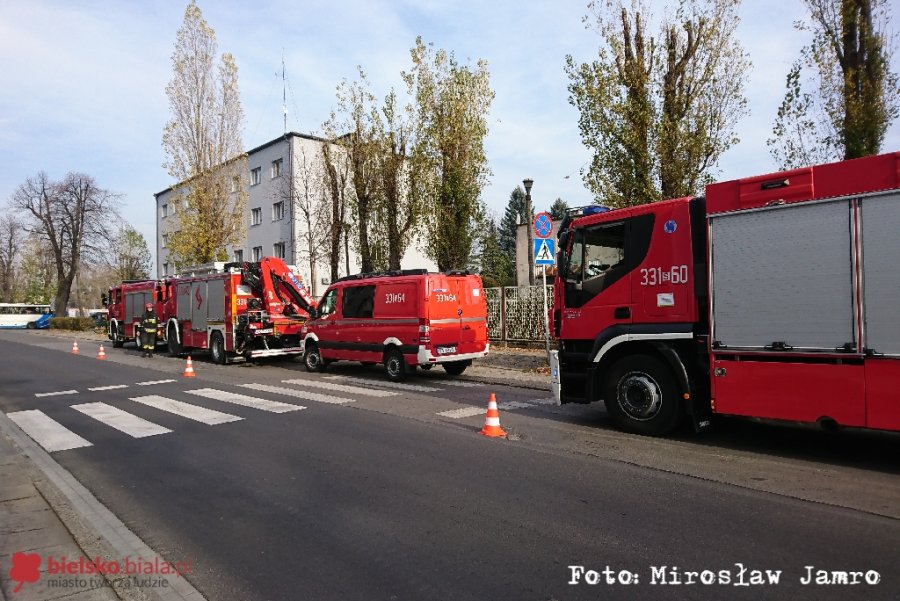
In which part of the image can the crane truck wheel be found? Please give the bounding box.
[304,344,327,372]
[210,332,227,365]
[167,324,183,357]
[603,354,682,436]
[384,348,408,382]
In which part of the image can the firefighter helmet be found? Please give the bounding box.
[145,303,153,310]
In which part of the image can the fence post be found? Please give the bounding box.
[500,286,506,344]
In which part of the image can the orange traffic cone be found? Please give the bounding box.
[97,344,106,360]
[182,356,196,378]
[479,393,507,438]
[71,340,80,354]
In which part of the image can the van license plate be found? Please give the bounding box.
[436,345,457,355]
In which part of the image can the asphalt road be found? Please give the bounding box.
[2,330,899,601]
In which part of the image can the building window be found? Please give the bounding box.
[162,262,169,276]
[251,167,261,186]
[161,204,168,218]
[162,233,169,248]
[252,246,263,262]
[231,176,241,193]
[233,249,243,262]
[271,158,283,179]
[251,207,262,226]
[273,242,285,259]
[272,201,284,221]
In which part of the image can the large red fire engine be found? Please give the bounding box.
[552,152,900,435]
[106,257,315,363]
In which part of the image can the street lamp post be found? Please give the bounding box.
[523,178,534,286]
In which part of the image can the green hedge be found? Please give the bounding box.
[49,317,97,331]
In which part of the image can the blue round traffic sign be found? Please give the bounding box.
[534,212,553,239]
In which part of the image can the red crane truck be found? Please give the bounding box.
[106,257,315,363]
[552,152,900,436]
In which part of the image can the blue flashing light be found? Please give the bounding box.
[582,205,610,216]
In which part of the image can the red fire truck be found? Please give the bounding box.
[552,152,900,435]
[105,280,163,348]
[106,257,315,363]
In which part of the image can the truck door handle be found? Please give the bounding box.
[614,307,631,319]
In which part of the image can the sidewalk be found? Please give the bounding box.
[0,426,118,601]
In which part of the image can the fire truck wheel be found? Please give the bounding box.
[210,332,227,365]
[604,355,682,435]
[304,344,327,372]
[442,361,469,376]
[384,348,408,382]
[167,325,182,357]
[111,324,124,348]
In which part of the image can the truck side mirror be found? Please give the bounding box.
[101,293,108,307]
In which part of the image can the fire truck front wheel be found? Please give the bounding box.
[111,324,124,348]
[167,325,183,357]
[604,355,682,436]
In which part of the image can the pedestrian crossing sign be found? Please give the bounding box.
[534,239,556,265]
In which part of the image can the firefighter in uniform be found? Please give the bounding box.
[140,303,158,358]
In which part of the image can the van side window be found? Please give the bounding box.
[318,289,337,317]
[342,285,375,318]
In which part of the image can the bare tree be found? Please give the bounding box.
[325,69,382,273]
[162,0,246,265]
[321,143,350,282]
[10,172,119,312]
[283,146,330,296]
[0,212,23,302]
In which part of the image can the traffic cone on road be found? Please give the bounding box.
[182,356,196,378]
[96,344,106,360]
[71,340,80,354]
[479,393,507,438]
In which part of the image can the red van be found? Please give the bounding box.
[300,270,490,381]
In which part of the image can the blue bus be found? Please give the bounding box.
[0,303,54,329]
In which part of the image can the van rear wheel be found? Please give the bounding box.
[384,349,408,382]
[442,360,469,376]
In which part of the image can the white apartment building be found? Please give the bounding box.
[155,132,437,297]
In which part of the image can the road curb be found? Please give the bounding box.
[0,413,206,601]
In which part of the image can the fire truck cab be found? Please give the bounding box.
[554,152,900,436]
[106,280,164,348]
[301,270,489,381]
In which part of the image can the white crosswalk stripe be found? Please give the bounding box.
[281,379,397,397]
[239,383,355,405]
[7,410,93,452]
[432,380,483,388]
[325,375,441,393]
[135,379,177,386]
[437,398,553,419]
[186,388,305,413]
[436,406,485,419]
[34,390,79,398]
[87,385,129,392]
[72,402,172,438]
[129,395,242,425]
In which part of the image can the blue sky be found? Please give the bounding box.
[2,0,898,265]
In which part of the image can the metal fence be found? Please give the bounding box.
[485,285,553,342]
